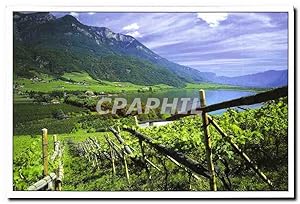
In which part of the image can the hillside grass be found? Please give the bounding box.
[14,72,174,93]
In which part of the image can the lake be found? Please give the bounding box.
[115,89,259,115]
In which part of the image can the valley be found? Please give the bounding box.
[12,12,289,193]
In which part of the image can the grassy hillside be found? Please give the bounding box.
[15,71,258,94]
[14,72,174,93]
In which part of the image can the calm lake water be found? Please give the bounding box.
[115,89,259,115]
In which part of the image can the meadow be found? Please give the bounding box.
[15,72,174,93]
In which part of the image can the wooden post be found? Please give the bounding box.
[134,116,139,126]
[189,173,193,190]
[109,144,116,176]
[123,153,130,184]
[199,90,217,191]
[105,135,130,184]
[109,127,161,171]
[139,139,146,162]
[139,139,151,179]
[42,128,48,177]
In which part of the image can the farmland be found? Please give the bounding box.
[14,72,174,93]
[14,72,249,94]
[13,94,288,191]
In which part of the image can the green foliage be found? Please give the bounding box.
[52,109,67,120]
[13,137,44,190]
[77,115,136,132]
[64,94,97,111]
[214,98,288,170]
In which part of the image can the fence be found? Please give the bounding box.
[27,129,64,191]
[124,86,288,191]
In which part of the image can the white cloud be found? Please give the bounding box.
[144,39,183,49]
[122,22,142,38]
[123,23,140,31]
[88,12,95,15]
[69,12,79,17]
[125,31,143,38]
[196,13,228,27]
[231,13,275,28]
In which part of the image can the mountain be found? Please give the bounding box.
[13,12,288,89]
[13,12,214,87]
[211,70,288,88]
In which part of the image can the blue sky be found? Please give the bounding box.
[53,12,288,77]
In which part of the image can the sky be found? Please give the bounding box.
[53,12,288,77]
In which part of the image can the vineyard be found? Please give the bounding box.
[13,87,288,191]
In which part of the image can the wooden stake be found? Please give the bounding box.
[42,128,48,177]
[109,143,116,176]
[189,173,193,190]
[106,134,130,184]
[139,139,151,179]
[139,139,146,162]
[124,128,210,178]
[110,127,161,171]
[123,153,130,184]
[199,90,217,191]
[134,116,139,126]
[53,134,57,149]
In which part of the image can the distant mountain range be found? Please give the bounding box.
[13,12,288,88]
[211,70,288,88]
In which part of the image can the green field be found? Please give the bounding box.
[14,71,261,94]
[14,72,174,93]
